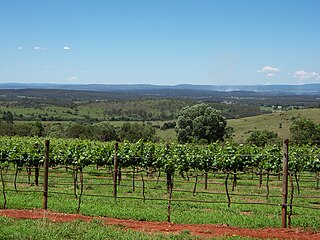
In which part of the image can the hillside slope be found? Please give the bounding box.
[228,108,320,143]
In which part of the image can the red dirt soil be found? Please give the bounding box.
[1,209,319,239]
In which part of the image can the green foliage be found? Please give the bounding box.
[0,91,268,122]
[47,122,118,141]
[246,130,280,147]
[176,103,227,144]
[92,122,118,141]
[1,160,320,231]
[0,121,44,137]
[118,122,156,142]
[1,136,319,174]
[228,108,320,144]
[33,121,44,137]
[1,136,320,231]
[0,121,14,136]
[2,110,14,124]
[48,123,89,139]
[161,121,176,130]
[290,117,320,145]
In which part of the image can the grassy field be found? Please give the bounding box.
[228,108,320,143]
[0,217,198,240]
[0,216,261,240]
[155,108,320,143]
[4,106,320,143]
[0,98,183,122]
[0,105,102,121]
[1,165,319,231]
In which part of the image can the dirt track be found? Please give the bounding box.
[0,209,319,239]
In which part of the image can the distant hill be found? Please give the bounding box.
[1,83,320,94]
[228,108,320,143]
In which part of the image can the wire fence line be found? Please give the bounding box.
[0,161,319,228]
[2,175,319,199]
[0,140,319,228]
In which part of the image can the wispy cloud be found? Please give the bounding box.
[257,66,280,78]
[67,76,78,81]
[293,70,320,80]
[34,46,46,51]
[266,73,274,78]
[17,46,24,50]
[63,46,71,50]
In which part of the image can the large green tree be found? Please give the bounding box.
[175,103,227,144]
[91,122,117,141]
[246,130,280,147]
[118,122,156,142]
[290,118,320,145]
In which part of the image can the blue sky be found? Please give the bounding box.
[0,0,319,85]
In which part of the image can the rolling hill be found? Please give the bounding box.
[228,108,320,143]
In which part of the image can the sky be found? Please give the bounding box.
[0,0,319,85]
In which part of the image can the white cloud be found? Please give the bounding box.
[67,76,78,81]
[17,46,23,50]
[257,66,280,73]
[266,73,274,78]
[293,70,320,80]
[63,46,71,50]
[34,46,46,50]
[257,66,280,78]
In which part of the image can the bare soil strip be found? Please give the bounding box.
[1,209,319,239]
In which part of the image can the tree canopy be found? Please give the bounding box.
[246,130,280,147]
[175,103,227,144]
[118,122,156,142]
[290,117,320,145]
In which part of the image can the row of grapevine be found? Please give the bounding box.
[0,136,319,174]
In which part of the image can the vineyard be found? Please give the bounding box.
[0,136,319,229]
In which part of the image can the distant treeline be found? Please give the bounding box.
[1,88,320,123]
[0,121,158,143]
[0,98,267,122]
[1,88,320,106]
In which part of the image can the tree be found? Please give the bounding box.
[0,121,14,136]
[33,121,44,137]
[161,122,176,130]
[48,122,89,139]
[175,103,227,144]
[118,122,156,142]
[246,130,280,147]
[13,123,35,137]
[91,122,117,141]
[290,118,320,145]
[3,111,14,124]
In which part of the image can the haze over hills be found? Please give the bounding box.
[1,83,320,95]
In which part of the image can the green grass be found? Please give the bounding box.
[0,216,269,240]
[1,166,319,231]
[228,108,320,143]
[4,102,320,144]
[156,128,176,142]
[0,217,202,240]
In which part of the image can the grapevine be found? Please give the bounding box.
[0,136,319,178]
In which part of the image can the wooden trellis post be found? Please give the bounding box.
[113,142,119,199]
[281,139,289,228]
[42,140,49,210]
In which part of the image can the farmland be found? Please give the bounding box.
[1,89,320,238]
[2,0,320,237]
[228,108,320,143]
[0,137,319,234]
